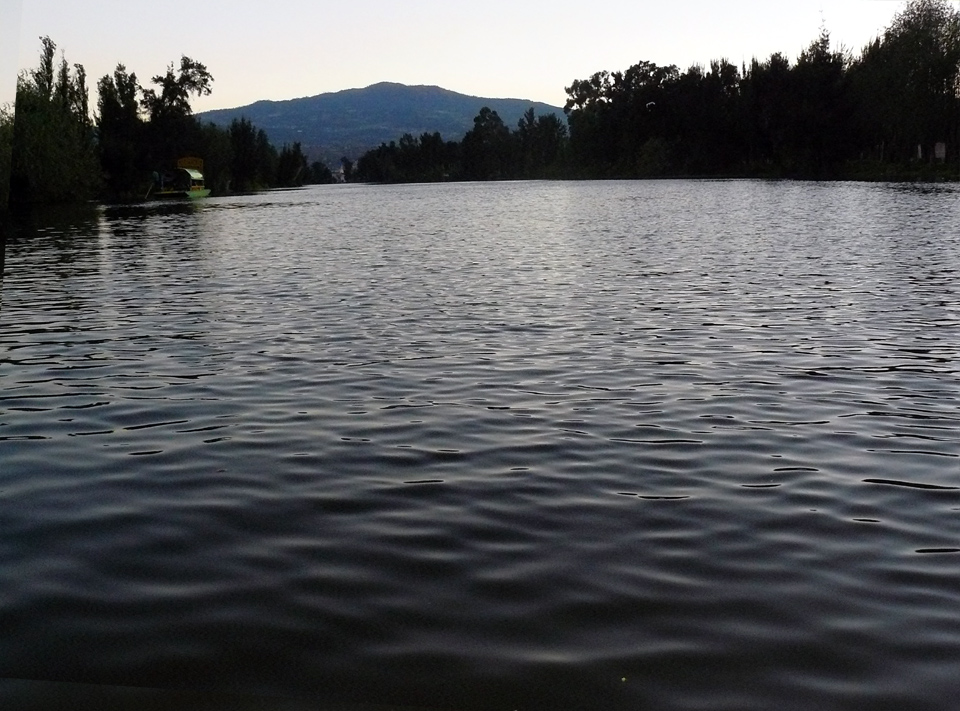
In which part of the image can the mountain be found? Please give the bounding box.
[197,82,565,166]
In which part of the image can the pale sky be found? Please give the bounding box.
[0,1,931,112]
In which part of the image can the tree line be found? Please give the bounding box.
[356,0,960,183]
[0,37,335,208]
[354,106,568,182]
[3,0,960,206]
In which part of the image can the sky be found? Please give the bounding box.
[0,1,937,112]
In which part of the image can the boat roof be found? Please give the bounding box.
[182,169,204,179]
[177,156,204,170]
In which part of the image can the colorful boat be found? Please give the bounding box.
[150,157,211,199]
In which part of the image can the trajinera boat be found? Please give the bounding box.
[151,157,211,199]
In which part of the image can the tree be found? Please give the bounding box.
[228,117,259,191]
[849,0,960,165]
[308,160,335,184]
[790,29,853,175]
[741,52,794,169]
[564,71,618,172]
[885,0,960,161]
[461,107,514,179]
[140,56,213,164]
[256,128,278,185]
[564,62,680,176]
[197,121,232,194]
[0,105,13,209]
[31,36,56,102]
[516,108,567,176]
[7,40,295,201]
[276,142,308,187]
[10,36,99,203]
[140,56,213,123]
[96,64,144,197]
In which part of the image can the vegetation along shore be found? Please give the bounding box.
[0,38,334,209]
[1,0,959,209]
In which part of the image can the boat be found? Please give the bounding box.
[149,157,211,199]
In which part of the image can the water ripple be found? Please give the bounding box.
[2,181,960,710]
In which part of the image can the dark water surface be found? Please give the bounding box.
[1,181,958,710]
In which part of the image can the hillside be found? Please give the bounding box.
[197,82,564,166]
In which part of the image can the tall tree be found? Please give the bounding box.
[140,56,213,164]
[0,105,13,209]
[741,53,794,170]
[96,64,144,197]
[140,56,213,123]
[10,36,99,203]
[461,107,514,180]
[228,116,259,191]
[849,0,960,164]
[516,108,567,176]
[276,142,308,187]
[798,29,852,174]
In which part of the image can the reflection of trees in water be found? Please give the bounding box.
[3,201,202,281]
[7,202,99,243]
[102,201,198,225]
[2,198,216,316]
[4,203,101,280]
[99,200,211,272]
[1,219,6,288]
[889,183,960,197]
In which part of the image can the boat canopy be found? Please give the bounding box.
[177,157,205,171]
[182,169,204,180]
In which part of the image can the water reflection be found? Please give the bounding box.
[1,181,959,711]
[889,181,960,196]
[6,201,100,239]
[101,200,201,220]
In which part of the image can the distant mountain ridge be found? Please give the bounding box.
[198,82,564,166]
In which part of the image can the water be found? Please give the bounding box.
[1,181,958,710]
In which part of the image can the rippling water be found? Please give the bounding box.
[2,181,959,710]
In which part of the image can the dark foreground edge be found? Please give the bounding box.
[0,678,463,711]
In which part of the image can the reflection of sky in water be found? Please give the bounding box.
[1,181,959,711]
